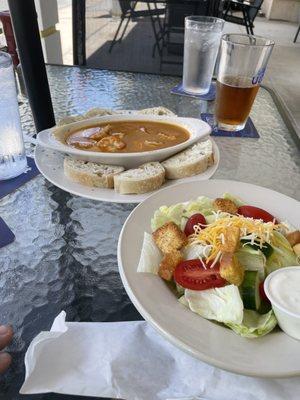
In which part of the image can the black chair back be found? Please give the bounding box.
[166,0,225,29]
[118,0,132,14]
[248,0,264,22]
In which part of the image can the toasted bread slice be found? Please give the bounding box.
[152,222,187,254]
[136,107,176,116]
[162,140,214,180]
[159,250,182,281]
[114,162,165,194]
[64,157,124,188]
[57,109,116,127]
[84,108,116,118]
[57,115,86,126]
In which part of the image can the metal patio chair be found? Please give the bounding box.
[294,24,300,43]
[158,0,225,68]
[223,0,264,35]
[109,1,165,53]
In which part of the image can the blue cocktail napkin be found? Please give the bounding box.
[0,217,15,249]
[201,113,260,138]
[171,82,216,101]
[0,157,40,200]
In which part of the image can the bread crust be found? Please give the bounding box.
[162,140,214,180]
[165,157,209,179]
[114,162,165,194]
[136,107,176,116]
[64,158,124,188]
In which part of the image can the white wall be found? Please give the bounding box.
[262,0,300,22]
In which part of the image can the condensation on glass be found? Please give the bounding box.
[0,51,27,180]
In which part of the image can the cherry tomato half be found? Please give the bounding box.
[174,259,227,291]
[184,213,207,236]
[238,206,277,224]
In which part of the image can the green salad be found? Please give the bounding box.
[137,193,299,338]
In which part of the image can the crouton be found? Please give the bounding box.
[152,222,187,254]
[220,252,244,286]
[158,250,182,281]
[286,230,300,247]
[293,243,300,256]
[220,226,240,253]
[213,198,238,214]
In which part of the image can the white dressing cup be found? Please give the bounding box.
[264,266,300,340]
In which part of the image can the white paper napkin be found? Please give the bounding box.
[20,311,300,399]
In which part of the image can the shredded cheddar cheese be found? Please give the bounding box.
[190,215,280,263]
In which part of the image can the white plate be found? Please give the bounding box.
[34,139,219,204]
[117,179,300,377]
[37,115,211,169]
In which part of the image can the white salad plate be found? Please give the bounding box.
[37,114,211,169]
[118,179,300,377]
[34,139,219,204]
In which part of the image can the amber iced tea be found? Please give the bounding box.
[215,77,259,127]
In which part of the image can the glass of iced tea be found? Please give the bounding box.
[215,34,274,131]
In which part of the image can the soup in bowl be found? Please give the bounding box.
[65,120,190,153]
[37,114,211,169]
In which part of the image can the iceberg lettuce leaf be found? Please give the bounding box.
[236,246,266,279]
[205,212,229,225]
[137,232,162,274]
[183,196,214,218]
[151,203,184,231]
[227,310,277,338]
[266,231,298,274]
[182,244,212,260]
[178,295,189,307]
[184,285,243,324]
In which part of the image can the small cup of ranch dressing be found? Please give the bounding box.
[264,266,300,340]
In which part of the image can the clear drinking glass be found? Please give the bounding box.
[215,34,274,131]
[0,51,27,180]
[182,16,224,95]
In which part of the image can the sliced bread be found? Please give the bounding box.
[64,157,124,188]
[136,107,176,117]
[57,115,86,126]
[57,107,173,128]
[57,109,116,127]
[162,139,214,180]
[114,162,165,194]
[84,108,116,118]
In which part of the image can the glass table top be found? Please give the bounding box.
[0,65,299,399]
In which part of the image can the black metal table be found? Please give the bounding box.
[0,64,299,399]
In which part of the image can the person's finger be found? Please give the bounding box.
[0,352,12,374]
[0,325,13,350]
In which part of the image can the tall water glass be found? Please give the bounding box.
[183,16,224,95]
[0,51,27,180]
[215,34,274,131]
